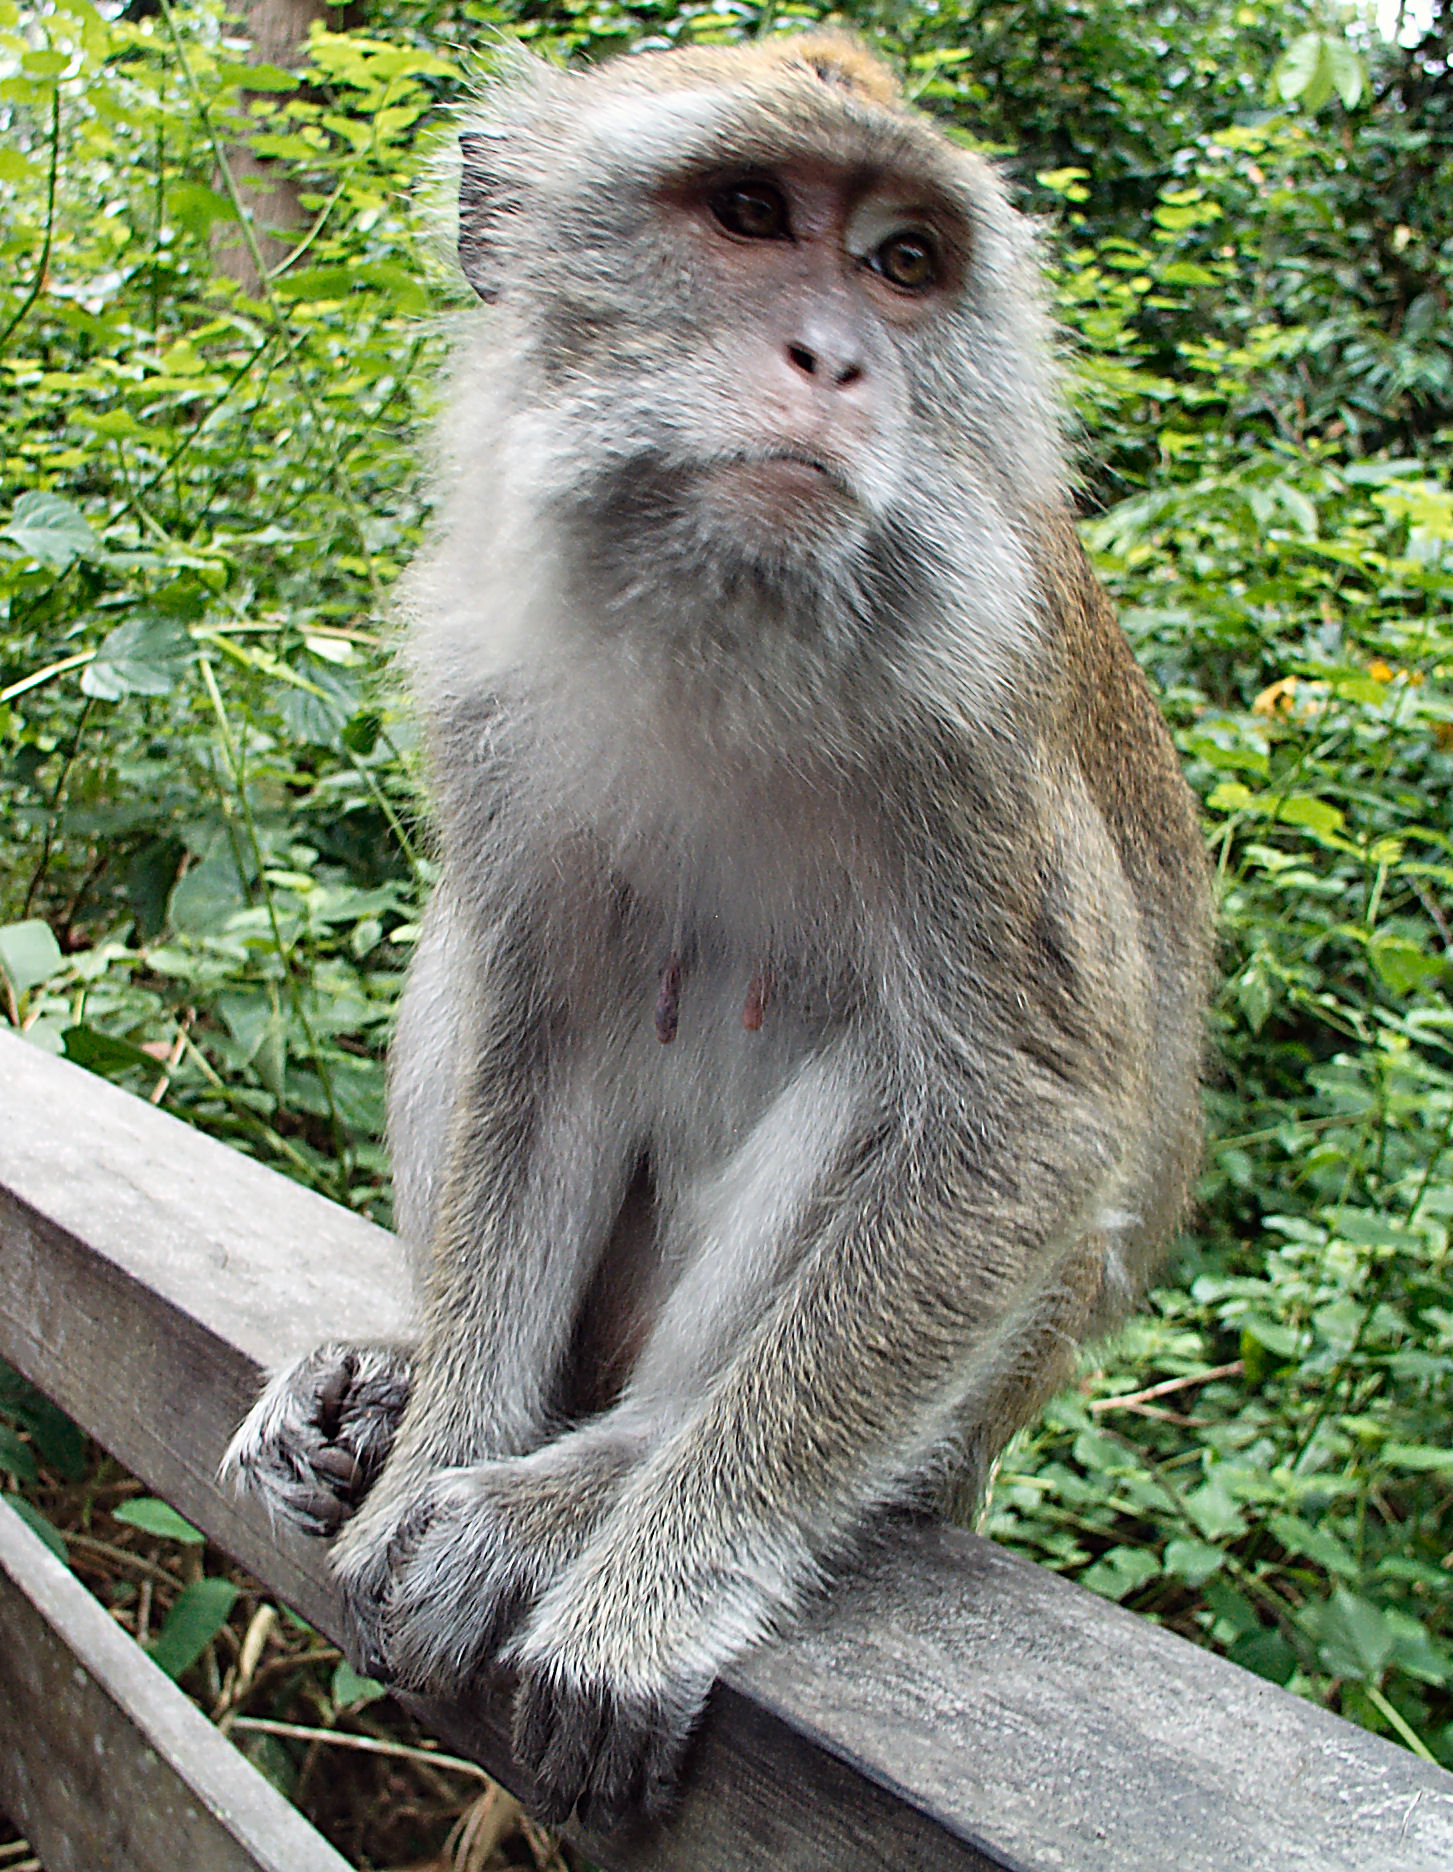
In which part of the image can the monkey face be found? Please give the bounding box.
[425,43,1073,736]
[454,49,1061,589]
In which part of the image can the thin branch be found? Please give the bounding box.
[224,1716,495,1781]
[1088,1360,1244,1413]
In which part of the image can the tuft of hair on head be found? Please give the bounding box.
[737,29,903,107]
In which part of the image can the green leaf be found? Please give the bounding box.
[82,612,195,700]
[1208,780,1256,813]
[1275,32,1364,112]
[1240,1315,1302,1359]
[148,1578,239,1680]
[1314,1589,1393,1682]
[113,1497,205,1544]
[331,1657,388,1709]
[213,58,301,91]
[1184,1475,1247,1542]
[1369,935,1442,996]
[1163,1537,1224,1587]
[340,709,381,755]
[0,1426,38,1484]
[1080,1544,1160,1600]
[1202,1575,1261,1638]
[0,490,100,569]
[168,181,237,238]
[0,919,63,1000]
[1326,39,1364,109]
[1229,1627,1298,1685]
[1274,32,1325,104]
[1381,1443,1453,1474]
[5,1494,67,1563]
[1269,1512,1358,1579]
[13,1392,86,1481]
[168,846,251,936]
[1158,262,1220,287]
[1277,795,1344,837]
[62,1025,161,1080]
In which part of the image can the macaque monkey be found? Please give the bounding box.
[225,29,1211,1830]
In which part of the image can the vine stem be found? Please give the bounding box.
[0,83,60,358]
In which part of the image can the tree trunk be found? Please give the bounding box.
[211,0,329,294]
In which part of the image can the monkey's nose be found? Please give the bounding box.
[785,341,865,389]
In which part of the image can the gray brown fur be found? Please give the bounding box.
[224,30,1212,1832]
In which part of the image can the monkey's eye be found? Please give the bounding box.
[710,180,791,241]
[871,230,939,292]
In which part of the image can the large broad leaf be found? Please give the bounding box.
[0,490,100,570]
[113,1497,205,1545]
[1275,32,1363,111]
[81,611,195,700]
[148,1578,239,1681]
[1314,1589,1394,1682]
[63,1024,160,1080]
[168,846,252,936]
[0,919,63,1000]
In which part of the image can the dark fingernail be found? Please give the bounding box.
[316,1359,351,1429]
[299,1488,345,1533]
[313,1447,363,1487]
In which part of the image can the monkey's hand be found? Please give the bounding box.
[221,1341,413,1536]
[330,1433,637,1694]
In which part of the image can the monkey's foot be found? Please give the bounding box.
[333,1444,631,1693]
[221,1341,413,1537]
[509,1648,704,1832]
[332,1467,541,1690]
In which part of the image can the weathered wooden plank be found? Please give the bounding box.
[0,1495,353,1872]
[2,1026,1452,1872]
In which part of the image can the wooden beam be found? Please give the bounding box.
[0,1496,353,1872]
[2,1028,1452,1871]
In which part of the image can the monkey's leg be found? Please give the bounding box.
[329,1049,642,1679]
[354,1042,867,1696]
[508,1084,1125,1828]
[222,1341,414,1535]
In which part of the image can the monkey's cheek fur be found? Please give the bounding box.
[509,1653,704,1832]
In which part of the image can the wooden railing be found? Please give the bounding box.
[2,1025,1451,1872]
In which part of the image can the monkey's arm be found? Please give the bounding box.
[509,1059,1129,1826]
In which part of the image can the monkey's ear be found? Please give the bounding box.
[458,131,512,304]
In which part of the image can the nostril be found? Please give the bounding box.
[835,362,864,388]
[787,344,817,376]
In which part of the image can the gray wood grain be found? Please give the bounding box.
[0,1495,353,1872]
[2,1027,1452,1871]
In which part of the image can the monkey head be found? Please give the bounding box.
[447,33,1064,699]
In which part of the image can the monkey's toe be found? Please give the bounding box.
[511,1667,696,1832]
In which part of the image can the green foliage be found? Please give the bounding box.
[148,1575,242,1679]
[0,0,450,1214]
[2,0,1451,1778]
[113,1495,207,1543]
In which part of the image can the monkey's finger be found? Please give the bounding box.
[313,1351,357,1433]
[312,1445,365,1489]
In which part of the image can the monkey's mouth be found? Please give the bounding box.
[706,448,853,514]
